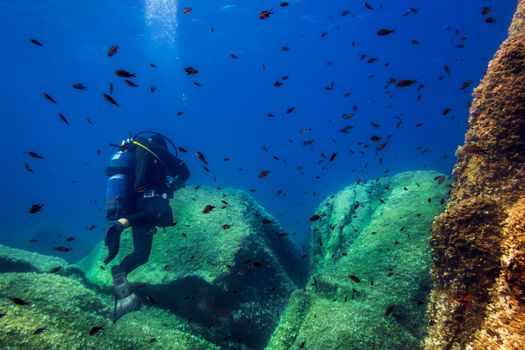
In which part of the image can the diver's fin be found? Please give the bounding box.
[111,268,141,323]
[113,291,141,323]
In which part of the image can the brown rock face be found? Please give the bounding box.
[424,1,525,349]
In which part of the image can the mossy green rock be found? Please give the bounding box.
[79,186,305,349]
[0,243,68,273]
[267,171,450,350]
[0,272,219,349]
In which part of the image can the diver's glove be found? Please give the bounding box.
[104,221,126,265]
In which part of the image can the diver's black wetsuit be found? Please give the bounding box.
[104,135,189,275]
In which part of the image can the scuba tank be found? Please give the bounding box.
[105,141,136,220]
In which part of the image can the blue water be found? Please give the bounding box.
[0,0,517,259]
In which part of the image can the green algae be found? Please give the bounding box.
[267,171,450,350]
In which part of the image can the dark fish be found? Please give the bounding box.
[149,63,157,68]
[24,162,34,173]
[146,295,157,304]
[258,170,271,179]
[461,81,472,91]
[349,274,361,283]
[115,69,136,78]
[182,6,192,14]
[30,203,44,214]
[444,64,451,77]
[72,83,87,90]
[54,246,71,253]
[107,45,119,57]
[102,93,119,107]
[485,17,496,24]
[396,80,416,88]
[303,140,314,146]
[203,204,215,214]
[341,10,350,16]
[109,83,114,95]
[230,53,238,59]
[193,81,202,87]
[58,113,70,125]
[274,80,283,87]
[259,9,273,20]
[481,6,491,15]
[370,122,380,128]
[124,79,139,87]
[280,1,289,7]
[178,147,188,153]
[29,38,44,47]
[149,84,157,92]
[29,239,38,243]
[195,151,208,164]
[222,224,231,230]
[403,7,419,16]
[11,297,30,306]
[462,144,486,154]
[184,67,199,75]
[49,266,62,273]
[329,153,337,162]
[370,135,381,142]
[43,92,57,104]
[66,236,75,242]
[377,29,395,36]
[286,106,295,114]
[442,108,451,115]
[89,325,104,335]
[434,175,446,184]
[309,214,321,222]
[340,125,354,133]
[411,39,421,45]
[363,2,374,11]
[25,151,43,159]
[86,224,96,230]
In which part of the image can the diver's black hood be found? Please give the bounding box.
[148,134,167,148]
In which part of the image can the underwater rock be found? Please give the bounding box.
[79,186,305,349]
[268,171,450,350]
[0,243,69,274]
[423,1,525,349]
[0,272,219,349]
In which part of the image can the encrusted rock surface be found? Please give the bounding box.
[423,1,525,349]
[268,171,450,350]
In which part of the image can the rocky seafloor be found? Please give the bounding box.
[0,170,450,349]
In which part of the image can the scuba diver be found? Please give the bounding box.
[103,131,190,322]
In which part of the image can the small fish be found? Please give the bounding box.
[280,1,289,7]
[370,135,381,142]
[54,246,71,253]
[43,92,57,104]
[377,29,395,36]
[178,147,188,153]
[349,274,361,283]
[25,151,44,159]
[58,113,70,126]
[258,170,271,179]
[385,305,394,316]
[115,69,136,78]
[49,266,62,273]
[107,45,119,57]
[411,39,421,45]
[461,81,472,91]
[184,67,199,75]
[89,325,104,335]
[109,83,114,95]
[193,81,202,87]
[259,9,273,20]
[329,153,337,162]
[363,2,374,11]
[24,162,34,173]
[403,7,419,16]
[29,239,38,243]
[203,204,215,214]
[309,214,321,222]
[29,203,44,214]
[434,175,446,184]
[146,295,157,304]
[442,108,451,115]
[444,64,451,77]
[195,151,208,164]
[396,80,416,87]
[149,63,157,68]
[481,6,491,16]
[66,236,75,242]
[124,79,139,87]
[230,53,238,59]
[286,106,295,114]
[222,224,231,230]
[370,122,380,128]
[102,93,119,107]
[462,144,486,154]
[29,38,44,47]
[182,6,192,14]
[11,297,30,306]
[72,83,87,91]
[485,17,496,24]
[274,80,283,87]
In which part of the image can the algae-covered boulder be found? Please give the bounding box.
[79,186,305,349]
[267,171,450,350]
[0,272,219,349]
[0,243,69,274]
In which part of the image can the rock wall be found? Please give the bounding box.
[424,1,525,349]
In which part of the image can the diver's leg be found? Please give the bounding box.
[118,226,154,275]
